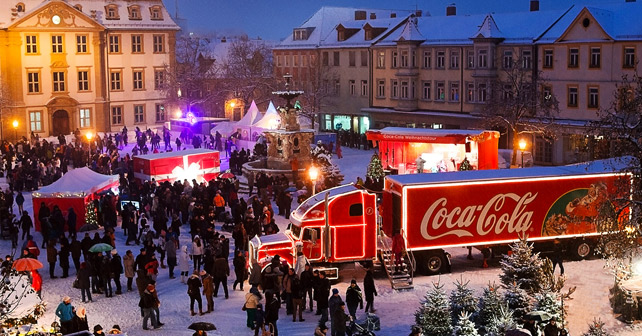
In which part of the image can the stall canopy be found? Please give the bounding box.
[252,101,281,130]
[236,100,262,127]
[366,127,499,173]
[32,168,119,231]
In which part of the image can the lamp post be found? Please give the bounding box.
[12,120,18,141]
[86,131,93,164]
[518,139,526,168]
[309,166,319,195]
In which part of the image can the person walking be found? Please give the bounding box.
[55,296,74,334]
[123,250,135,291]
[363,268,377,313]
[69,236,82,272]
[213,253,230,299]
[345,279,363,320]
[179,246,190,283]
[253,304,265,336]
[20,211,32,241]
[244,287,261,329]
[291,272,305,322]
[166,238,177,279]
[67,207,77,238]
[139,284,160,330]
[110,250,123,295]
[47,241,57,279]
[59,238,70,278]
[300,264,314,312]
[264,290,280,336]
[248,260,262,289]
[187,270,204,316]
[551,239,565,275]
[16,191,25,215]
[232,250,246,291]
[77,262,92,303]
[317,271,331,324]
[192,236,204,271]
[201,270,214,313]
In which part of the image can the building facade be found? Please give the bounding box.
[0,0,179,140]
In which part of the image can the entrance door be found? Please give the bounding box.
[52,110,70,135]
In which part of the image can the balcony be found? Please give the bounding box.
[472,67,498,78]
[396,98,418,111]
[395,68,419,77]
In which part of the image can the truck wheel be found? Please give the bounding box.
[423,252,446,275]
[573,240,593,260]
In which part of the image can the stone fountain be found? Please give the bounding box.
[263,74,314,170]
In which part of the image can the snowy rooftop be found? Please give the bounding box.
[134,148,218,160]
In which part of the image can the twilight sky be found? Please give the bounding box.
[163,0,613,41]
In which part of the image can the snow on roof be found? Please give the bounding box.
[34,167,118,197]
[395,17,426,42]
[134,148,218,160]
[236,101,263,126]
[368,127,491,137]
[0,0,179,30]
[387,157,635,187]
[471,14,503,39]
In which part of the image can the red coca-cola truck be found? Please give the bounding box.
[249,159,630,279]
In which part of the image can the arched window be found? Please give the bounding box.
[104,4,119,20]
[128,5,141,20]
[149,6,163,20]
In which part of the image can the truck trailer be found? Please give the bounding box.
[249,159,631,288]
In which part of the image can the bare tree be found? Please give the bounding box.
[298,63,338,130]
[481,57,559,165]
[0,76,13,140]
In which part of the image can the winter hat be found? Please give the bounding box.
[351,279,357,284]
[76,307,86,318]
[111,249,118,255]
[94,325,103,332]
[62,296,71,303]
[332,288,339,295]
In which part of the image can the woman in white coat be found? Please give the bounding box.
[179,245,191,283]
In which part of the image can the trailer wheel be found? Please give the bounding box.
[423,252,446,275]
[573,240,593,260]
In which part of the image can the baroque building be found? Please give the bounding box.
[0,0,179,139]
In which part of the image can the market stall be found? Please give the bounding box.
[32,167,119,231]
[133,148,220,184]
[366,127,499,174]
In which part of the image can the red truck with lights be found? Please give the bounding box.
[249,159,630,285]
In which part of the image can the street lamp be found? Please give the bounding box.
[309,166,319,195]
[86,131,93,163]
[230,101,236,108]
[12,120,18,141]
[518,139,526,168]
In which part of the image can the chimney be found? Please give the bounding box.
[446,3,456,16]
[626,0,636,2]
[355,10,367,20]
[370,13,376,20]
[530,0,540,11]
[390,13,397,18]
[415,10,422,17]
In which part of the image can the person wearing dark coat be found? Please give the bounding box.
[77,262,92,303]
[291,274,305,322]
[71,307,89,333]
[345,279,363,320]
[110,250,123,294]
[38,203,51,248]
[213,255,230,299]
[69,237,82,272]
[544,318,562,336]
[253,303,265,336]
[81,233,92,260]
[47,242,57,279]
[232,250,246,291]
[332,302,350,336]
[317,271,331,324]
[99,254,113,297]
[328,288,344,335]
[363,268,377,313]
[187,270,204,316]
[20,211,33,240]
[139,284,160,330]
[300,264,314,312]
[134,249,149,272]
[67,207,77,238]
[264,291,280,336]
[59,237,70,278]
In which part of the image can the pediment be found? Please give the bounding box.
[9,1,104,31]
[556,8,612,43]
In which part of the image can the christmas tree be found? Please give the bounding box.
[500,236,545,294]
[311,143,344,190]
[366,153,385,182]
[502,281,532,320]
[582,318,611,336]
[534,291,563,323]
[452,312,480,336]
[485,304,518,336]
[449,278,478,322]
[85,200,98,227]
[415,282,452,336]
[477,283,503,333]
[459,157,472,171]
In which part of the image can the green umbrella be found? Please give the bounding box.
[525,310,552,322]
[89,243,113,253]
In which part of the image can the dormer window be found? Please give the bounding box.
[150,6,163,20]
[105,5,119,20]
[293,28,308,41]
[73,4,82,12]
[128,5,141,20]
[16,3,25,12]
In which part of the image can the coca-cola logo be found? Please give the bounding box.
[419,193,537,240]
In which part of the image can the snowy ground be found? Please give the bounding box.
[1,142,641,335]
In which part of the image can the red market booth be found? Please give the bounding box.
[366,127,499,174]
[133,148,220,184]
[32,167,119,231]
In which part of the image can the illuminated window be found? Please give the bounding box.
[131,34,143,53]
[134,105,145,123]
[29,111,42,132]
[26,35,38,54]
[78,70,89,91]
[111,106,123,125]
[51,35,63,53]
[153,35,165,53]
[53,71,65,92]
[467,82,475,102]
[27,71,40,93]
[76,35,88,53]
[109,35,121,53]
[155,104,166,122]
[79,108,91,128]
[377,51,385,68]
[133,69,144,90]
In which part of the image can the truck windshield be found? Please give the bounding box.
[290,225,301,240]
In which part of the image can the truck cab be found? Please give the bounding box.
[249,184,378,278]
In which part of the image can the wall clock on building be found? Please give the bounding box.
[52,15,61,25]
